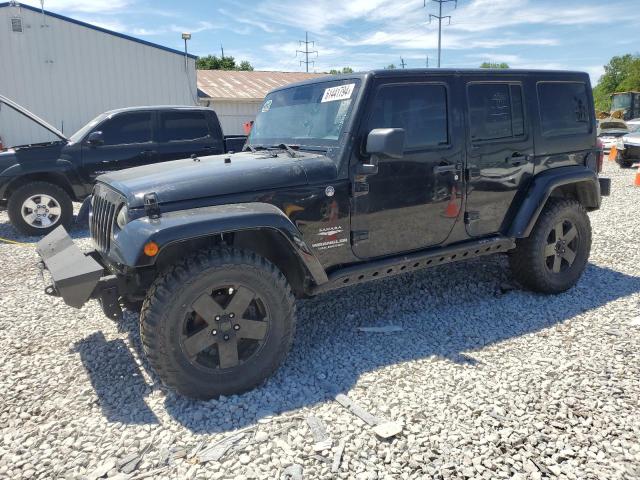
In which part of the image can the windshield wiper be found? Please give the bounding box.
[269,143,299,158]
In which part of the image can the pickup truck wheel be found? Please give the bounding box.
[509,198,591,294]
[616,158,634,168]
[7,181,73,236]
[140,248,296,399]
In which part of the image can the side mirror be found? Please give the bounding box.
[366,128,405,159]
[86,131,104,146]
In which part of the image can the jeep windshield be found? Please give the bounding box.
[611,93,632,110]
[248,79,360,149]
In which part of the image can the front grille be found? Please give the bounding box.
[90,184,125,253]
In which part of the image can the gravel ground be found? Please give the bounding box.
[1,160,639,480]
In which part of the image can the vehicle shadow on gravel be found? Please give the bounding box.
[78,257,640,433]
[0,209,89,243]
[73,331,159,425]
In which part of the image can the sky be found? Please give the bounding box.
[18,0,640,84]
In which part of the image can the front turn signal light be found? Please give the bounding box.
[143,241,159,257]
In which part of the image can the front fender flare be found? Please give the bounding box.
[110,202,328,285]
[508,166,601,238]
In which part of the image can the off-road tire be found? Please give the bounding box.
[616,158,634,168]
[509,198,591,294]
[140,248,296,399]
[7,181,73,236]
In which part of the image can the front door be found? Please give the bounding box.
[464,80,535,236]
[351,78,463,259]
[80,111,156,181]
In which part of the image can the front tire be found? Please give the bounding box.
[140,248,296,399]
[616,158,634,168]
[7,181,73,236]
[509,198,592,294]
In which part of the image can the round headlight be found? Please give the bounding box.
[116,205,128,229]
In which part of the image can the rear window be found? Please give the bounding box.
[468,83,525,142]
[537,82,591,136]
[368,83,449,149]
[160,111,210,142]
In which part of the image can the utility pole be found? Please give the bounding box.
[400,57,407,69]
[425,0,457,68]
[220,44,225,59]
[296,31,318,72]
[426,56,430,68]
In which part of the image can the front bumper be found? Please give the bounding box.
[37,226,123,319]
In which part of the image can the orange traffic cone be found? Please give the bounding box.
[444,186,460,218]
[609,145,617,162]
[634,171,640,187]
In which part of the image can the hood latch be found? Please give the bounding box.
[143,192,161,219]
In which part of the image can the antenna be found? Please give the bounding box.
[40,0,47,26]
[296,32,318,72]
[425,0,457,68]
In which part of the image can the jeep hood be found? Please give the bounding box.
[98,150,336,208]
[0,94,67,142]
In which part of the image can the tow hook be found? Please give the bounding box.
[44,285,59,297]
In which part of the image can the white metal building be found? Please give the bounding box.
[0,2,197,147]
[197,70,325,135]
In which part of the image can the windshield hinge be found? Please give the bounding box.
[143,192,161,219]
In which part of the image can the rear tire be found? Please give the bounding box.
[7,181,73,236]
[616,158,634,168]
[509,198,591,294]
[140,248,296,399]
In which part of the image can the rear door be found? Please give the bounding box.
[351,76,464,259]
[156,110,222,161]
[80,111,156,180]
[464,79,535,236]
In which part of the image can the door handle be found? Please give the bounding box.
[141,150,157,156]
[433,163,461,174]
[506,154,529,165]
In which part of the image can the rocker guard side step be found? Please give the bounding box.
[310,236,516,295]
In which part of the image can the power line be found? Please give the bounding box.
[424,0,457,68]
[296,31,318,72]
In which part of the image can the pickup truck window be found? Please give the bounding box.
[100,112,152,146]
[160,111,210,142]
[368,83,448,149]
[537,82,590,137]
[69,113,107,143]
[468,83,525,142]
[249,79,360,148]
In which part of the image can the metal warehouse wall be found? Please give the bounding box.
[0,5,197,147]
[202,100,263,136]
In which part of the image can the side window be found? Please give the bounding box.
[537,82,590,136]
[98,112,152,146]
[368,83,448,149]
[160,111,210,142]
[468,83,525,142]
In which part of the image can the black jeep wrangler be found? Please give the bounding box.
[37,69,610,399]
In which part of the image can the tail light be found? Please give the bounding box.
[595,138,604,173]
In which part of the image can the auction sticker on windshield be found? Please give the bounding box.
[262,99,272,112]
[321,83,355,103]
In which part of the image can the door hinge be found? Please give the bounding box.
[464,211,480,224]
[143,192,161,219]
[352,230,369,243]
[352,181,370,197]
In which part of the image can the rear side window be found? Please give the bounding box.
[99,112,152,145]
[468,83,525,142]
[368,83,448,149]
[537,82,590,136]
[160,111,210,142]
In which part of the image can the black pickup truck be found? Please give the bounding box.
[0,95,245,235]
[37,69,610,399]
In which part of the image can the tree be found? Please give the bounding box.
[328,67,354,74]
[386,64,396,70]
[480,62,510,69]
[196,55,254,71]
[593,54,640,112]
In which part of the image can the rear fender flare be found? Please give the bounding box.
[508,166,600,238]
[110,202,328,285]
